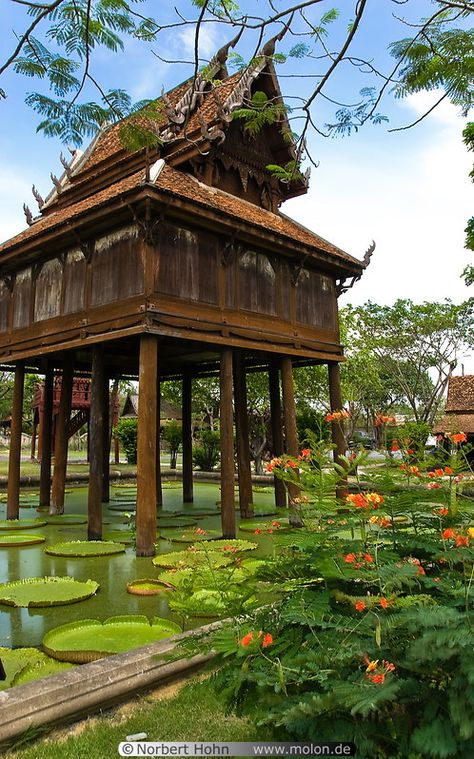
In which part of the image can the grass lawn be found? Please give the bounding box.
[10,678,268,758]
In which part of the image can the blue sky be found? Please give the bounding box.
[0,0,472,365]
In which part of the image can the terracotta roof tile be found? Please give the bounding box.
[434,412,474,434]
[0,163,361,270]
[445,375,474,412]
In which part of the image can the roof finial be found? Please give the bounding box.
[60,152,73,179]
[50,173,62,194]
[214,26,245,65]
[23,203,33,226]
[32,185,44,210]
[261,13,295,57]
[362,240,376,267]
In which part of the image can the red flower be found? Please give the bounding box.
[364,553,374,563]
[355,600,366,612]
[427,482,441,490]
[455,535,469,547]
[391,442,400,452]
[434,468,444,477]
[267,529,273,534]
[417,565,426,576]
[370,673,385,684]
[452,432,467,445]
[344,553,356,563]
[262,633,273,648]
[240,632,253,647]
[298,448,311,460]
[254,529,262,535]
[442,528,455,540]
[272,521,281,528]
[379,597,389,609]
[444,466,453,475]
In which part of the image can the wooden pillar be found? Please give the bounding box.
[101,374,110,504]
[182,372,193,503]
[220,348,236,538]
[280,356,303,527]
[39,362,54,509]
[269,362,287,509]
[156,376,163,509]
[37,409,43,462]
[136,334,158,556]
[88,349,104,540]
[51,359,73,515]
[7,362,24,520]
[233,349,253,518]
[328,361,347,494]
[30,416,37,461]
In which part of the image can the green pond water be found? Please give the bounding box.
[0,482,277,649]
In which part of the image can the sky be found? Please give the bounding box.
[0,0,472,369]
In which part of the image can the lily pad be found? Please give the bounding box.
[163,528,222,544]
[42,615,182,662]
[192,539,258,553]
[126,579,173,596]
[45,514,88,525]
[45,540,126,557]
[0,519,47,531]
[103,530,135,545]
[158,518,199,529]
[152,550,233,570]
[239,518,290,533]
[0,647,45,689]
[0,577,99,607]
[0,533,46,547]
[13,658,73,686]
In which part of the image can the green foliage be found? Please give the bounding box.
[162,420,182,469]
[232,90,288,136]
[192,428,220,471]
[266,160,304,184]
[115,417,138,464]
[325,87,388,137]
[296,406,330,445]
[396,420,431,458]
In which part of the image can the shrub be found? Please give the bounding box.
[192,429,220,471]
[114,418,138,464]
[162,420,182,469]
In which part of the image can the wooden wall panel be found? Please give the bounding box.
[34,259,62,322]
[12,268,32,330]
[0,281,10,332]
[91,231,143,307]
[156,224,218,305]
[238,250,276,316]
[296,269,337,329]
[63,250,86,314]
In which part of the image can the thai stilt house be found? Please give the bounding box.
[0,34,370,555]
[434,375,474,465]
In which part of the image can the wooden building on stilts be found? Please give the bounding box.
[0,32,370,556]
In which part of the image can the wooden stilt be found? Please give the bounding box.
[233,349,253,518]
[37,409,43,462]
[280,356,303,527]
[182,371,193,503]
[136,335,158,556]
[156,375,163,509]
[220,348,236,538]
[269,362,287,509]
[328,361,347,496]
[30,417,37,461]
[88,349,104,540]
[101,374,110,504]
[51,359,73,514]
[7,362,25,520]
[39,362,54,508]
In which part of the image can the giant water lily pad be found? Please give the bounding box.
[45,515,87,525]
[192,538,257,553]
[42,615,182,662]
[0,533,46,547]
[126,579,173,596]
[0,647,45,689]
[45,540,126,557]
[163,529,222,544]
[0,519,47,531]
[0,577,99,607]
[13,658,73,686]
[152,549,233,570]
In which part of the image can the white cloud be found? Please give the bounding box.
[175,23,221,59]
[399,90,468,127]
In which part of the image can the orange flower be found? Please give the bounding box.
[442,528,455,540]
[298,448,311,460]
[344,553,356,563]
[409,465,419,475]
[391,442,400,452]
[355,600,366,612]
[364,553,374,563]
[427,482,441,490]
[456,535,469,547]
[266,457,282,472]
[379,597,389,609]
[254,529,262,535]
[432,507,449,517]
[444,466,454,475]
[240,632,253,647]
[370,673,385,684]
[272,521,281,528]
[366,492,384,506]
[262,633,273,648]
[434,468,444,477]
[407,449,415,455]
[325,409,351,422]
[452,432,467,445]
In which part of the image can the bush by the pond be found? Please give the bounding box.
[192,429,220,471]
[114,418,138,464]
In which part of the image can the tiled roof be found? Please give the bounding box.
[445,375,474,412]
[434,413,474,434]
[0,164,362,270]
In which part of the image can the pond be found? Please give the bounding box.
[0,482,277,649]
